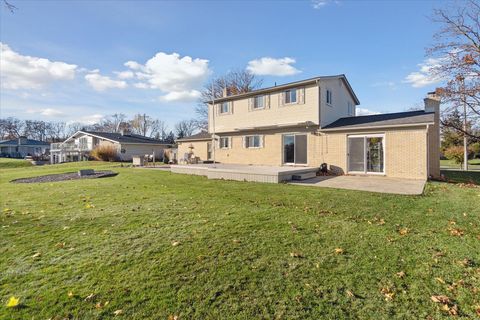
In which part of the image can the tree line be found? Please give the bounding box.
[0,114,201,144]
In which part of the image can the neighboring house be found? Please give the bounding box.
[50,130,171,164]
[177,74,440,180]
[0,137,50,158]
[176,131,212,162]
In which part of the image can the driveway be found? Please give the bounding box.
[289,175,426,195]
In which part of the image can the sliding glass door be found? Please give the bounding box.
[283,134,307,165]
[348,135,384,174]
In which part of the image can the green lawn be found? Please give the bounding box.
[0,158,33,169]
[441,159,480,171]
[1,161,479,319]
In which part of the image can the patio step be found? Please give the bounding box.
[292,171,317,180]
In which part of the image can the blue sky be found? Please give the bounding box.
[1,0,444,129]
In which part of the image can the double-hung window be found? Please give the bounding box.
[253,95,264,109]
[220,102,230,114]
[326,89,333,105]
[219,137,230,149]
[245,135,262,148]
[284,89,297,104]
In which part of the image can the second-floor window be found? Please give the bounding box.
[219,137,230,149]
[79,137,88,149]
[348,101,354,116]
[253,95,264,109]
[244,135,263,148]
[220,102,230,114]
[284,89,297,104]
[326,89,333,105]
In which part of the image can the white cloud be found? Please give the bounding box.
[124,52,210,102]
[0,42,77,90]
[25,107,66,117]
[114,70,135,79]
[160,90,201,102]
[76,114,105,125]
[403,58,444,88]
[356,108,381,116]
[85,70,128,91]
[371,81,396,88]
[246,57,300,76]
[312,0,339,9]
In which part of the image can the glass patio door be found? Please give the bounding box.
[348,135,384,174]
[283,134,307,165]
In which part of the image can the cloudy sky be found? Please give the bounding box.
[1,0,443,128]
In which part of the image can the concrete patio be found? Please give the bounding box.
[289,175,426,195]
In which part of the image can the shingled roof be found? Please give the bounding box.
[321,110,435,131]
[82,131,170,144]
[0,138,50,146]
[176,131,211,142]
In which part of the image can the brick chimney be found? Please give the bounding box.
[424,91,441,178]
[18,136,28,145]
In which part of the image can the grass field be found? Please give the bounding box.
[441,159,480,171]
[1,159,479,319]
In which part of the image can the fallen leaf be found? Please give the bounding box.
[290,251,304,258]
[380,287,394,301]
[31,252,41,258]
[346,290,354,298]
[84,293,96,301]
[171,241,180,246]
[6,296,20,308]
[334,248,344,254]
[399,228,409,236]
[168,316,178,320]
[113,309,123,316]
[67,291,74,298]
[435,277,446,284]
[396,271,406,278]
[431,295,450,304]
[449,228,464,236]
[55,242,66,249]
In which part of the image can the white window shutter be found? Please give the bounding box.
[215,104,219,116]
[229,137,232,149]
[260,135,264,148]
[248,98,253,111]
[298,87,305,104]
[242,136,245,148]
[265,95,270,109]
[229,102,233,114]
[279,92,284,107]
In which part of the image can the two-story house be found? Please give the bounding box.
[177,74,440,180]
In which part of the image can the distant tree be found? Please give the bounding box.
[444,145,474,165]
[441,109,473,151]
[195,70,263,130]
[0,117,23,138]
[3,0,16,13]
[428,0,480,139]
[164,131,176,144]
[47,122,66,142]
[174,120,197,139]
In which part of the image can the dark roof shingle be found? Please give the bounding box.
[322,110,434,130]
[0,139,50,146]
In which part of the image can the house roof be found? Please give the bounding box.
[321,110,435,131]
[209,74,361,105]
[0,138,50,146]
[67,131,170,145]
[176,131,211,142]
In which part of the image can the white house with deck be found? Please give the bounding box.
[50,130,171,164]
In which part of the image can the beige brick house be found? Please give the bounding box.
[177,75,440,180]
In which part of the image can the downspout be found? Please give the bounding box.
[426,124,430,180]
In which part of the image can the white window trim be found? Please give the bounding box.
[283,89,298,105]
[219,101,232,115]
[326,88,333,106]
[252,95,265,110]
[347,133,386,175]
[219,136,231,149]
[244,135,263,149]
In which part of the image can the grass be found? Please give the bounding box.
[0,158,33,169]
[0,160,479,319]
[441,159,480,171]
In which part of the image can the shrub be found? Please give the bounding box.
[90,145,118,161]
[444,146,474,164]
[471,142,480,158]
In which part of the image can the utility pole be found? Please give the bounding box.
[461,76,468,171]
[143,113,147,137]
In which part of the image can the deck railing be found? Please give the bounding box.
[50,143,90,152]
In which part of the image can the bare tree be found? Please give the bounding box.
[195,70,263,130]
[428,0,480,139]
[3,0,16,13]
[174,119,197,139]
[0,117,24,138]
[47,122,66,142]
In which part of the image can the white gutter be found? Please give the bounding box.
[319,122,434,132]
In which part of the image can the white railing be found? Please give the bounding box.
[50,143,90,152]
